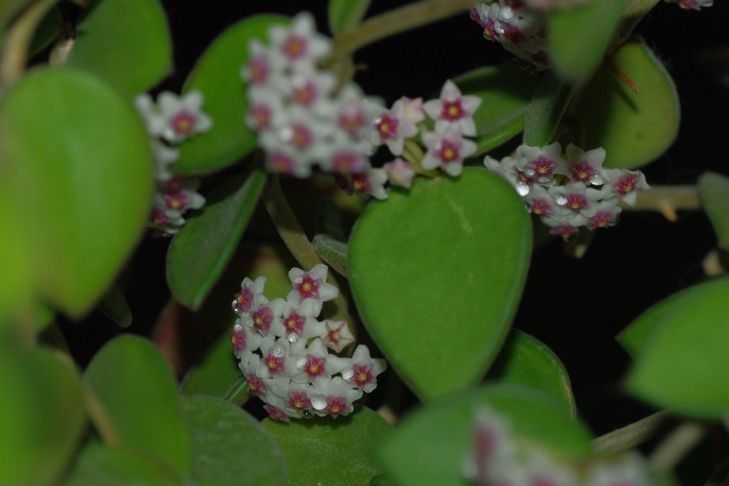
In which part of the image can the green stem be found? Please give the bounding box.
[333,0,475,55]
[650,421,707,471]
[593,411,669,455]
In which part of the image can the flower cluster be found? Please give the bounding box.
[485,142,649,237]
[665,0,712,10]
[464,407,654,486]
[231,264,386,421]
[135,91,212,236]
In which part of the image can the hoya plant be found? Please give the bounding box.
[0,0,727,484]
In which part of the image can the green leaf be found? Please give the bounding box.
[84,335,192,475]
[523,74,572,146]
[98,284,132,327]
[376,384,592,486]
[328,0,371,35]
[454,65,539,155]
[182,396,287,486]
[574,37,680,169]
[263,407,391,486]
[65,0,172,97]
[0,68,154,317]
[0,347,86,485]
[176,15,288,175]
[313,234,348,277]
[348,169,532,401]
[488,331,576,416]
[167,169,267,310]
[547,0,627,83]
[698,172,729,251]
[66,442,180,486]
[0,195,33,322]
[625,277,729,418]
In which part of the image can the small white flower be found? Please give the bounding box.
[272,299,325,343]
[422,128,477,177]
[263,146,313,179]
[666,0,712,10]
[384,158,415,189]
[524,185,559,217]
[342,345,386,393]
[134,93,165,136]
[280,68,336,117]
[335,85,384,142]
[246,298,284,336]
[551,182,605,218]
[293,338,349,382]
[392,96,426,125]
[424,80,481,136]
[246,87,285,132]
[157,90,213,144]
[566,143,606,186]
[516,142,567,184]
[371,107,418,156]
[602,168,650,206]
[151,140,178,182]
[269,12,331,67]
[485,155,532,196]
[322,320,355,353]
[587,199,622,230]
[232,276,266,315]
[352,168,389,200]
[287,264,339,311]
[310,376,363,417]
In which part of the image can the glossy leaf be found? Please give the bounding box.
[328,0,371,35]
[182,396,287,485]
[167,169,267,310]
[488,331,576,415]
[84,335,191,475]
[626,277,729,418]
[0,196,33,322]
[65,0,172,96]
[574,37,680,169]
[313,234,348,277]
[0,347,86,485]
[176,15,288,175]
[376,384,593,486]
[0,68,154,317]
[348,169,532,401]
[263,407,390,486]
[98,284,132,327]
[547,0,626,83]
[523,74,572,146]
[698,172,729,251]
[455,65,539,155]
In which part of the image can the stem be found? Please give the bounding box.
[624,185,700,221]
[650,421,707,471]
[83,383,121,446]
[0,0,57,90]
[605,56,641,94]
[333,0,475,55]
[593,411,669,455]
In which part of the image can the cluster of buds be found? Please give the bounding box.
[135,91,212,236]
[464,407,653,485]
[665,0,712,10]
[485,142,649,238]
[231,264,386,421]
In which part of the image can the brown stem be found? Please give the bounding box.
[624,186,701,221]
[650,421,707,471]
[593,411,669,455]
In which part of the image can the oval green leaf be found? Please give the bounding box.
[175,15,288,175]
[167,169,267,310]
[65,0,172,97]
[487,331,576,415]
[0,68,154,317]
[523,74,573,147]
[84,335,192,475]
[328,0,371,35]
[0,347,86,485]
[574,37,680,169]
[348,169,532,401]
[312,234,348,277]
[698,172,729,251]
[626,277,729,418]
[454,65,539,155]
[547,0,627,83]
[376,384,593,486]
[263,407,391,486]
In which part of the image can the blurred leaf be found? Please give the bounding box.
[29,6,62,56]
[176,15,288,175]
[0,68,154,317]
[376,384,592,486]
[263,407,390,486]
[547,0,627,83]
[328,0,371,35]
[0,196,33,323]
[488,331,576,416]
[455,65,539,155]
[66,442,180,486]
[348,169,532,401]
[523,74,572,146]
[626,278,729,418]
[65,0,172,97]
[167,169,267,310]
[98,284,132,327]
[0,347,86,485]
[312,234,348,277]
[698,172,729,251]
[182,396,287,486]
[0,0,31,28]
[574,37,680,169]
[84,335,192,475]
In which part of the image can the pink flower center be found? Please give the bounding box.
[288,124,314,149]
[281,34,308,60]
[529,157,556,176]
[570,161,597,182]
[264,405,289,422]
[326,397,348,416]
[528,198,552,216]
[437,139,461,163]
[566,193,588,210]
[291,80,318,107]
[614,174,638,195]
[284,312,306,336]
[170,111,197,136]
[352,173,371,194]
[351,364,373,388]
[232,287,254,313]
[289,391,312,410]
[265,349,285,375]
[245,373,266,395]
[249,104,272,130]
[231,327,246,353]
[163,191,190,210]
[483,20,500,41]
[251,306,273,334]
[268,152,295,174]
[327,327,342,346]
[331,151,366,174]
[152,207,171,225]
[374,115,398,140]
[295,275,320,300]
[247,54,269,84]
[303,355,326,378]
[338,104,366,134]
[442,99,465,121]
[550,225,578,238]
[589,211,616,229]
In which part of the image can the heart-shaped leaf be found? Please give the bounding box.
[376,384,592,486]
[523,74,573,147]
[313,234,348,277]
[625,278,729,418]
[84,335,191,476]
[488,331,576,415]
[348,169,532,401]
[0,347,86,485]
[328,0,371,35]
[175,15,288,175]
[263,407,391,486]
[0,68,154,317]
[698,172,729,251]
[454,65,539,155]
[65,0,171,97]
[182,396,287,485]
[167,169,267,310]
[574,37,680,169]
